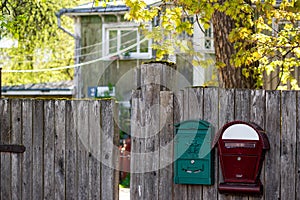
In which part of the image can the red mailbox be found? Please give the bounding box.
[216,121,269,194]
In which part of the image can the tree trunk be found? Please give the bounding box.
[212,9,257,89]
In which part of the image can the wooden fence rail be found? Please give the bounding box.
[0,99,119,200]
[130,63,300,200]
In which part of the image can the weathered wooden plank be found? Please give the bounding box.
[22,99,33,200]
[217,88,235,200]
[88,100,101,200]
[280,91,297,200]
[250,90,266,126]
[77,100,89,200]
[11,99,22,200]
[65,101,78,200]
[187,87,204,200]
[297,91,300,200]
[233,89,250,200]
[32,100,44,200]
[173,90,188,200]
[113,101,120,200]
[141,64,160,200]
[134,63,141,89]
[235,88,250,121]
[161,63,177,92]
[216,89,235,200]
[263,91,281,200]
[264,90,282,197]
[0,99,11,200]
[159,91,174,200]
[44,100,55,200]
[249,89,266,200]
[101,100,119,200]
[202,87,219,200]
[54,100,66,200]
[130,90,138,199]
[189,87,203,119]
[130,90,145,199]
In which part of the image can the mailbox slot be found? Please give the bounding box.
[225,142,256,149]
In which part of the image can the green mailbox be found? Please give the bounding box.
[174,120,214,185]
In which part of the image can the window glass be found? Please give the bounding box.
[104,24,151,58]
[121,30,137,52]
[109,30,117,54]
[140,34,148,53]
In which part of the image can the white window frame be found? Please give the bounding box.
[102,22,152,59]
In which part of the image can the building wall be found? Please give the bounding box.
[78,14,215,99]
[78,15,156,99]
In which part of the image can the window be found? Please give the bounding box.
[204,24,214,50]
[103,23,152,59]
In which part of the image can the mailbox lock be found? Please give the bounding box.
[237,157,241,161]
[191,160,195,164]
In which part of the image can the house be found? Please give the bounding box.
[56,0,215,99]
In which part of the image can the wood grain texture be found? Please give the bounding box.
[142,64,160,200]
[101,100,119,200]
[217,88,235,200]
[280,91,297,200]
[234,89,250,200]
[202,87,219,200]
[249,90,266,200]
[11,99,22,200]
[54,100,66,200]
[76,101,89,200]
[187,88,203,200]
[44,100,55,200]
[130,90,143,200]
[2,87,300,200]
[159,91,174,200]
[297,91,300,200]
[0,99,12,200]
[22,99,33,200]
[265,91,281,200]
[88,100,101,200]
[65,101,78,200]
[32,100,44,200]
[173,90,188,200]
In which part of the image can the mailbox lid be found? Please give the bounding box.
[175,120,211,131]
[174,120,212,160]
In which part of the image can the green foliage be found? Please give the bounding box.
[120,173,130,188]
[125,0,300,89]
[0,0,87,86]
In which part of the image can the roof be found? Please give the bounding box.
[56,0,161,17]
[1,80,74,96]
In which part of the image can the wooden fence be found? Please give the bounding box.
[130,64,300,200]
[0,99,119,200]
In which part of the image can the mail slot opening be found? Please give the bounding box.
[225,142,256,149]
